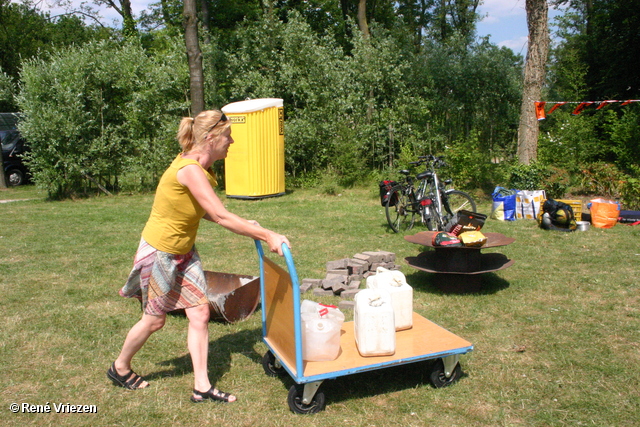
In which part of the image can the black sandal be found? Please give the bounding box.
[191,387,236,403]
[107,363,149,390]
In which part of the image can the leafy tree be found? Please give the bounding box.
[414,39,522,162]
[547,2,589,100]
[545,0,640,189]
[0,0,112,97]
[224,11,417,182]
[431,0,480,44]
[208,0,262,30]
[396,0,480,47]
[226,12,349,177]
[48,0,138,36]
[138,0,182,31]
[95,0,138,36]
[0,68,17,111]
[583,0,640,99]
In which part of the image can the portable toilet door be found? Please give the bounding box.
[221,98,285,199]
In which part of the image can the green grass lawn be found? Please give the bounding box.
[1,185,638,426]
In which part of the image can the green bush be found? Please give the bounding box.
[576,162,625,199]
[502,162,569,199]
[620,174,640,210]
[506,162,549,190]
[603,108,640,173]
[543,166,571,199]
[443,132,493,190]
[17,37,188,198]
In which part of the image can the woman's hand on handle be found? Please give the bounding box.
[265,231,290,256]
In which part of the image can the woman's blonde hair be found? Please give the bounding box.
[176,110,231,153]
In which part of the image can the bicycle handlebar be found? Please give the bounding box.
[400,155,447,177]
[415,155,447,169]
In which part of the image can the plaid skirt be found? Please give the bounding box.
[120,238,208,316]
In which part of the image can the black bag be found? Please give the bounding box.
[445,209,487,236]
[618,210,640,224]
[379,180,398,206]
[539,199,577,231]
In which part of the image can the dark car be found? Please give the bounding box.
[1,113,30,186]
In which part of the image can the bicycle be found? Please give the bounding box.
[384,155,477,233]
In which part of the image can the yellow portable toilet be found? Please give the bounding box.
[221,98,285,199]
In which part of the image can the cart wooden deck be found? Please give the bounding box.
[257,242,473,384]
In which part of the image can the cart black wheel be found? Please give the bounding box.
[262,350,286,377]
[429,359,462,388]
[287,384,326,414]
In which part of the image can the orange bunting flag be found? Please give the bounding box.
[547,102,566,115]
[536,99,638,118]
[596,100,617,110]
[572,101,594,115]
[535,102,546,120]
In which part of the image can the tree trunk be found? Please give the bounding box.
[516,0,549,164]
[357,0,370,38]
[183,0,205,116]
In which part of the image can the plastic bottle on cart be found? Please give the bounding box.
[300,300,344,362]
[354,289,396,357]
[366,267,413,331]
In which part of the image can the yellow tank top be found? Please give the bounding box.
[141,154,218,254]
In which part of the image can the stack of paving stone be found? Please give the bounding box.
[299,251,401,310]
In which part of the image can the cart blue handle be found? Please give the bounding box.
[254,240,297,279]
[254,240,304,378]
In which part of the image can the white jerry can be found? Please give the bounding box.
[366,267,413,331]
[354,289,396,357]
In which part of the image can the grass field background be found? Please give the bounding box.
[1,185,638,426]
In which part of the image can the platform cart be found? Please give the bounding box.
[255,241,474,414]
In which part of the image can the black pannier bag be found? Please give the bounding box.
[379,180,398,207]
[539,198,577,232]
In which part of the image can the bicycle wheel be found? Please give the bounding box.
[422,204,440,231]
[385,187,416,233]
[442,190,477,222]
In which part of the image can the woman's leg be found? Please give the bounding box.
[113,313,166,387]
[185,303,211,391]
[185,303,236,402]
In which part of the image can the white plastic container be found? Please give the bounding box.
[354,289,396,357]
[366,267,413,331]
[300,300,344,362]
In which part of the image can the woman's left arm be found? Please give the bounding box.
[178,164,290,255]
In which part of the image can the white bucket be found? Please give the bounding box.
[301,300,344,362]
[354,289,396,357]
[366,267,413,330]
